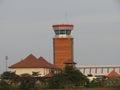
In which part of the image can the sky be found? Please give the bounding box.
[0,0,120,73]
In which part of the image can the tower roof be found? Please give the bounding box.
[52,24,74,30]
[64,59,76,64]
[52,24,74,27]
[9,54,56,68]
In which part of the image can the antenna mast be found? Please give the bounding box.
[5,56,8,71]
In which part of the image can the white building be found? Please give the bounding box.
[77,65,120,76]
[9,54,56,77]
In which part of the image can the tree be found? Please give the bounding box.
[87,78,104,88]
[1,71,20,87]
[32,71,40,77]
[1,71,15,80]
[64,66,89,86]
[0,80,10,90]
[104,76,120,88]
[19,73,38,90]
[48,73,65,88]
[48,66,89,88]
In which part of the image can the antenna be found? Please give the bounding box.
[65,11,69,24]
[5,56,8,71]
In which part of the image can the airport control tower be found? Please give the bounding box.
[52,24,75,69]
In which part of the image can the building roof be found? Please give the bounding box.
[37,57,56,68]
[52,24,74,27]
[9,54,56,68]
[107,70,120,77]
[64,60,76,64]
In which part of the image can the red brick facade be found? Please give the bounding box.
[53,38,73,69]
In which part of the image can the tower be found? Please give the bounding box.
[52,24,75,69]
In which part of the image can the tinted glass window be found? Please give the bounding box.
[66,30,71,35]
[54,30,59,35]
[60,30,65,34]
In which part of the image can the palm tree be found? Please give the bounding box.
[32,71,41,77]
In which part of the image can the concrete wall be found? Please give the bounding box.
[11,68,51,76]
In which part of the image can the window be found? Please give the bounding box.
[54,30,59,35]
[66,30,71,35]
[60,30,65,34]
[55,30,71,35]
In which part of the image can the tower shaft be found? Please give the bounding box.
[52,24,75,69]
[53,38,73,69]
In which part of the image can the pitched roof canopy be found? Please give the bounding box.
[64,59,76,64]
[107,70,120,77]
[9,54,56,68]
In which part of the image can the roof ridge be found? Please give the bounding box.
[24,54,37,60]
[38,57,55,68]
[9,55,56,68]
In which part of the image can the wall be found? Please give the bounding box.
[53,38,73,69]
[11,68,51,76]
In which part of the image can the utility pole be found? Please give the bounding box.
[5,56,8,71]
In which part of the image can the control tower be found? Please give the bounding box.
[52,24,75,69]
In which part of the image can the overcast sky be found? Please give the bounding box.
[0,0,120,73]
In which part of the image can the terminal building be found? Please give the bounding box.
[77,65,120,76]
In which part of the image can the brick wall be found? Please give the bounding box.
[53,38,73,69]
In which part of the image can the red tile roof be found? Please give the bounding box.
[64,59,76,64]
[9,54,56,68]
[107,70,120,77]
[52,24,74,27]
[37,57,56,68]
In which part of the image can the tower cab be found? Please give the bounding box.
[52,24,74,38]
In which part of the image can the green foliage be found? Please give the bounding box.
[32,71,41,77]
[48,73,65,88]
[19,73,38,90]
[1,71,20,87]
[1,71,14,80]
[64,66,89,86]
[104,76,120,88]
[48,66,89,88]
[0,80,10,90]
[87,78,104,88]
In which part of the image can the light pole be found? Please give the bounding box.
[5,56,8,71]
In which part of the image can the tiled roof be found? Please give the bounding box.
[64,59,76,64]
[107,70,120,77]
[9,54,55,68]
[37,57,56,68]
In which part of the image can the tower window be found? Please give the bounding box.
[60,30,65,34]
[54,30,59,35]
[66,30,71,35]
